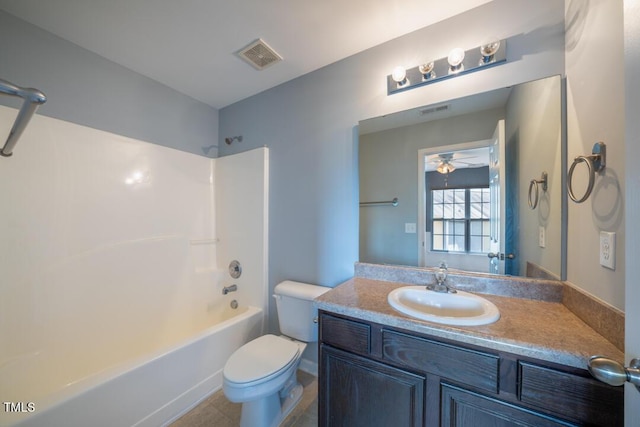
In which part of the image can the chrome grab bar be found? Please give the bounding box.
[528,171,548,210]
[0,78,47,157]
[359,197,399,207]
[568,142,606,203]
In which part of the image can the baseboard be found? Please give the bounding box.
[298,358,319,377]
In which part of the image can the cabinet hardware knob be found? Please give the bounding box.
[588,355,640,392]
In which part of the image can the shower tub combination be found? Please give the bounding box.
[0,102,270,427]
[1,304,263,427]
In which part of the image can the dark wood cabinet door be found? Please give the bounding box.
[441,384,577,427]
[320,345,425,427]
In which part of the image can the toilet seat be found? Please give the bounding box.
[224,334,301,386]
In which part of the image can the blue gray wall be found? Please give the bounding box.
[218,0,565,332]
[0,11,218,157]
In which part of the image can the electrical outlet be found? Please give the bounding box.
[599,231,616,270]
[538,226,546,248]
[405,223,416,234]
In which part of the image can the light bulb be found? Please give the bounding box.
[447,48,465,74]
[448,48,465,67]
[418,61,435,79]
[481,40,500,57]
[391,66,408,86]
[480,40,501,63]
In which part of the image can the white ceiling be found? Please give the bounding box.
[0,0,491,109]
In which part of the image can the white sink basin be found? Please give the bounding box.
[387,286,500,326]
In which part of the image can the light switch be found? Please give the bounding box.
[599,231,616,270]
[405,223,416,234]
[538,226,546,248]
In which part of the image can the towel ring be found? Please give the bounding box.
[528,172,548,210]
[568,142,606,203]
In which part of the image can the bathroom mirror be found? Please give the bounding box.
[359,75,565,280]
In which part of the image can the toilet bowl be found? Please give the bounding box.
[224,335,306,427]
[222,281,329,427]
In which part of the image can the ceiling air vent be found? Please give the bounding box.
[419,104,450,116]
[237,39,282,70]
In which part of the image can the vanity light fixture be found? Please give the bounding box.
[386,38,507,95]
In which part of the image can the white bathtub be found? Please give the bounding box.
[1,305,264,427]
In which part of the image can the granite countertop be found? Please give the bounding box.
[315,277,623,370]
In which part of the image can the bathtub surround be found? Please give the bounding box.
[0,107,269,426]
[216,147,270,312]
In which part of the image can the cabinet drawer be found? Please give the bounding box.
[519,362,623,426]
[382,330,499,393]
[320,313,370,355]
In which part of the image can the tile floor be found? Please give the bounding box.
[169,370,318,427]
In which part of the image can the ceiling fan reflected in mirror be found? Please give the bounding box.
[428,151,487,172]
[436,158,456,174]
[426,148,491,186]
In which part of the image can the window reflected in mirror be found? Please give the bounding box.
[431,188,490,253]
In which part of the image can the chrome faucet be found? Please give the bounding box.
[426,262,456,293]
[222,284,238,295]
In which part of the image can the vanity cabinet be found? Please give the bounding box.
[318,311,623,427]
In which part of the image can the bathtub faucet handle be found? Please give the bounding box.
[222,284,238,295]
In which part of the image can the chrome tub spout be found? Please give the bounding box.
[222,284,238,295]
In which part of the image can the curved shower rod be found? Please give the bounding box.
[0,78,47,157]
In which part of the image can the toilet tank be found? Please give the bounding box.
[274,280,330,342]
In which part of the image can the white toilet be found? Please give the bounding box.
[222,280,329,427]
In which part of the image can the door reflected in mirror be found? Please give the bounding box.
[359,75,565,280]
